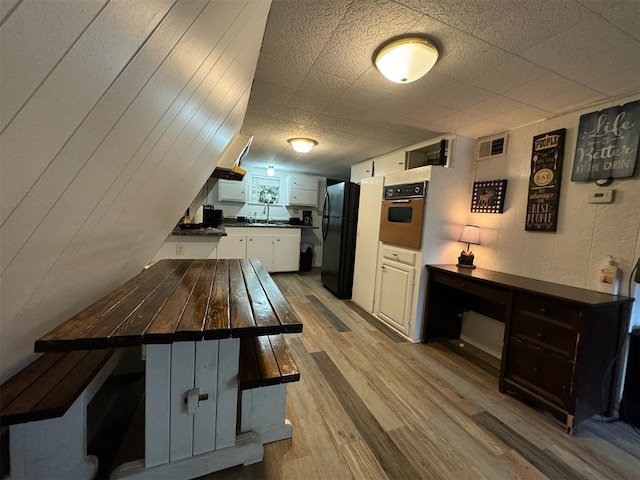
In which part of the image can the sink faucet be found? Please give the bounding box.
[263,204,270,223]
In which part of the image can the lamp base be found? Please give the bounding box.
[457,251,475,269]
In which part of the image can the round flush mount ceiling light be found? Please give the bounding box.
[266,165,276,177]
[287,137,318,153]
[373,35,439,84]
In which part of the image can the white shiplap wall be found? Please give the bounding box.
[0,0,271,381]
[470,94,640,313]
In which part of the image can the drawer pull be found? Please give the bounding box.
[539,307,547,315]
[460,283,467,288]
[536,332,544,339]
[532,367,539,373]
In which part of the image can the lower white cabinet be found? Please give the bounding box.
[216,228,301,272]
[374,245,416,336]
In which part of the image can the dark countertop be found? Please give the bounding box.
[170,226,227,237]
[223,222,318,229]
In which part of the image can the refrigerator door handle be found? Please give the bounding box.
[322,192,330,241]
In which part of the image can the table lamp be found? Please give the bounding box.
[457,225,480,269]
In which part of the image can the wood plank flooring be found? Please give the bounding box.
[207,269,640,480]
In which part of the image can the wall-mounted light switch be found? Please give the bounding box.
[588,188,614,204]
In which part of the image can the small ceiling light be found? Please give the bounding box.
[266,165,276,177]
[373,35,439,84]
[287,137,318,153]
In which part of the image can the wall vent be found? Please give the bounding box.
[477,133,508,161]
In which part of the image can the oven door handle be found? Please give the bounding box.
[389,199,411,203]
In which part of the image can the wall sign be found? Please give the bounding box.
[470,179,507,213]
[571,100,639,181]
[525,129,566,232]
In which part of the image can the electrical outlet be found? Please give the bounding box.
[176,243,184,255]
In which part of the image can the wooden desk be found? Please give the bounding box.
[35,258,302,479]
[423,265,633,434]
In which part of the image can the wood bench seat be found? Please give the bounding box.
[238,334,300,444]
[1,349,115,426]
[239,334,300,390]
[1,348,121,480]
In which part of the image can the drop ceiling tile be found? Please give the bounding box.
[288,69,353,113]
[397,0,526,35]
[458,119,510,138]
[429,110,485,132]
[248,80,296,105]
[254,52,313,90]
[489,104,551,126]
[403,102,456,125]
[322,101,371,120]
[435,38,515,82]
[502,72,584,105]
[468,57,546,94]
[478,0,594,54]
[432,84,495,110]
[533,86,607,114]
[600,1,640,40]
[462,96,527,120]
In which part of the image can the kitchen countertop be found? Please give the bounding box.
[170,226,227,237]
[222,222,318,229]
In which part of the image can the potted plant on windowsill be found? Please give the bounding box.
[259,186,278,223]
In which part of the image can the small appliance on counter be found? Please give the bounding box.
[289,217,302,225]
[202,205,223,227]
[303,210,313,226]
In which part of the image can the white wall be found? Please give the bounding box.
[0,0,271,381]
[470,94,640,328]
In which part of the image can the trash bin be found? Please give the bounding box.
[299,242,313,271]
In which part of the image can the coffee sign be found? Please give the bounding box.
[525,129,566,232]
[571,100,639,181]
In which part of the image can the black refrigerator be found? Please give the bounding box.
[321,181,360,299]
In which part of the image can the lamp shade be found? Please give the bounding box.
[458,225,480,246]
[287,137,317,153]
[374,36,439,83]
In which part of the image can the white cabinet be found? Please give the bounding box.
[218,179,247,203]
[286,174,318,207]
[373,152,405,177]
[216,234,246,259]
[217,228,301,272]
[350,160,373,184]
[247,234,273,269]
[351,176,383,312]
[374,244,416,336]
[273,234,301,272]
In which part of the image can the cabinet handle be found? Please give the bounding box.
[536,332,543,339]
[239,239,243,242]
[532,367,539,373]
[277,239,280,242]
[460,283,467,288]
[540,307,547,315]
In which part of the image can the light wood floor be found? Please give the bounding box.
[207,269,640,480]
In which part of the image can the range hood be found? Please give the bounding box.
[211,134,253,181]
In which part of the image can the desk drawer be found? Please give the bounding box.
[511,313,577,359]
[514,293,580,327]
[504,339,574,409]
[431,271,509,305]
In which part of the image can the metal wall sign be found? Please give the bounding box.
[571,99,640,181]
[525,129,566,232]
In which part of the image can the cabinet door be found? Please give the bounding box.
[273,233,301,272]
[217,236,246,259]
[246,235,274,271]
[350,160,373,184]
[218,180,246,202]
[374,153,405,177]
[352,176,383,312]
[376,262,413,335]
[288,174,317,190]
[287,188,318,207]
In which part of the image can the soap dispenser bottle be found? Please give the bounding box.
[597,255,620,295]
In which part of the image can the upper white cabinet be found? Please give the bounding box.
[350,160,373,184]
[373,152,405,177]
[286,174,318,207]
[218,178,247,203]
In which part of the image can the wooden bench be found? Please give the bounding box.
[1,348,122,480]
[238,334,300,444]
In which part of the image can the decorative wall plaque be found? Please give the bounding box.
[470,179,507,213]
[571,99,639,181]
[525,129,566,232]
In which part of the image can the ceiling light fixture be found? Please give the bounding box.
[287,137,318,153]
[266,165,276,177]
[373,35,439,84]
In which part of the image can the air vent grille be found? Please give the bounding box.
[477,133,508,161]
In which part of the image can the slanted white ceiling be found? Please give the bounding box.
[241,0,640,177]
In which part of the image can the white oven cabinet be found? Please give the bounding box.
[285,174,318,207]
[352,176,383,312]
[218,179,247,203]
[374,245,417,336]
